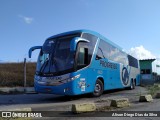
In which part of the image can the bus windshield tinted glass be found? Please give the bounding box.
[36,35,78,75]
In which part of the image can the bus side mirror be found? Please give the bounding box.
[28,46,42,58]
[70,37,90,51]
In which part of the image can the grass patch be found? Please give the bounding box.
[0,117,32,120]
[0,62,36,87]
[146,84,160,97]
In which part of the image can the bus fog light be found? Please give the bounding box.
[64,88,70,92]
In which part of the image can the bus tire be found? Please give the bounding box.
[92,79,104,97]
[130,79,135,90]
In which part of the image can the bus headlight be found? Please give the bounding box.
[66,74,80,82]
[50,74,81,85]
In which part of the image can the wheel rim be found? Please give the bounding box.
[95,83,101,93]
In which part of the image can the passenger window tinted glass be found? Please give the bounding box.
[96,47,104,60]
[98,40,110,58]
[128,55,138,68]
[75,33,98,70]
[97,39,128,65]
[81,33,97,64]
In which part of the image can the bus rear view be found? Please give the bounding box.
[29,30,140,97]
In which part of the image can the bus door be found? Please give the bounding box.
[108,61,119,88]
[97,59,118,89]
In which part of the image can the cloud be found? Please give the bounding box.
[18,15,34,24]
[128,45,156,60]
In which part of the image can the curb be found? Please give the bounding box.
[25,87,37,94]
[0,107,32,111]
[0,87,36,94]
[110,98,130,108]
[139,94,153,102]
[155,93,160,98]
[72,98,131,114]
[72,103,96,114]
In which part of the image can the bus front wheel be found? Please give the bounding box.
[92,79,104,97]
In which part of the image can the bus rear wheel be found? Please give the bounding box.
[92,79,104,97]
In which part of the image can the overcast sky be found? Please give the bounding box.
[0,0,160,73]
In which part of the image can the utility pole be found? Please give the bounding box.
[24,58,26,93]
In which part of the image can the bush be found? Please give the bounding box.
[147,84,160,97]
[0,62,36,87]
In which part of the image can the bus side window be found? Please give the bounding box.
[77,47,88,69]
[96,47,104,60]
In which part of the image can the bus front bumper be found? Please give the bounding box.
[34,82,75,95]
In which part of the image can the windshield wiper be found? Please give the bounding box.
[39,58,49,74]
[51,57,59,72]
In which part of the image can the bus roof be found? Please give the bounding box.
[47,29,122,50]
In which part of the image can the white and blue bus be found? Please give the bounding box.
[29,30,140,97]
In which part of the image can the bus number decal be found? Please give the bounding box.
[78,78,86,92]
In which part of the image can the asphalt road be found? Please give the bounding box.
[0,86,159,120]
[0,86,148,110]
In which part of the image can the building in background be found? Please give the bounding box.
[155,64,160,82]
[139,59,156,85]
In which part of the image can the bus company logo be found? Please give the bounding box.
[100,60,117,69]
[55,76,62,80]
[122,67,129,86]
[45,76,62,81]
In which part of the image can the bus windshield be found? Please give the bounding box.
[36,35,77,75]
